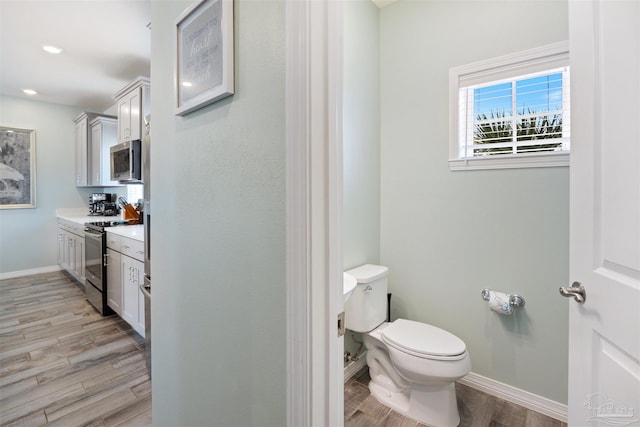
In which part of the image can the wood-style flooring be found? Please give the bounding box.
[345,367,567,427]
[3,271,566,427]
[0,271,151,426]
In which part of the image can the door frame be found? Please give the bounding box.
[285,0,344,426]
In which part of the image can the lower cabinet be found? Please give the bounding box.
[57,220,85,284]
[106,232,145,337]
[121,255,145,337]
[106,248,122,315]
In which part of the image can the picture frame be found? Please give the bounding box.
[0,126,36,209]
[175,0,234,116]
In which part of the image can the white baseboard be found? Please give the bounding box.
[343,357,567,422]
[0,265,62,281]
[344,354,367,383]
[458,372,568,423]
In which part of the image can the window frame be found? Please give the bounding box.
[449,41,570,171]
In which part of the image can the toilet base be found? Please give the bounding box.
[369,380,460,427]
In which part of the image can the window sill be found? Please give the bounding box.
[449,152,569,171]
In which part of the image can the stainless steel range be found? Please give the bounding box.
[84,220,129,315]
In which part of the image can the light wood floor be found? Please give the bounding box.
[2,271,567,427]
[0,271,151,426]
[345,367,567,427]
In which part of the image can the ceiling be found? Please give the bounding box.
[0,1,151,113]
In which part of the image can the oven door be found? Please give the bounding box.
[84,229,104,291]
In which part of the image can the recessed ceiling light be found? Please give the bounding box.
[23,89,38,95]
[42,45,63,54]
[182,81,193,87]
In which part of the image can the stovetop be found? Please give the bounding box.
[84,220,131,231]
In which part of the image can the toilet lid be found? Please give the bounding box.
[381,319,466,358]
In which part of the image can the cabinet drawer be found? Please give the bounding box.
[106,233,123,251]
[58,219,85,237]
[120,237,144,262]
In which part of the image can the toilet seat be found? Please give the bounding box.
[381,319,467,361]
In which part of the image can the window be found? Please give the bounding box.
[449,42,570,170]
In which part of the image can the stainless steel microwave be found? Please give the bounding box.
[110,140,142,183]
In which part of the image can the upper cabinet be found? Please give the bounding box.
[74,112,119,187]
[90,116,119,186]
[113,77,150,144]
[74,115,89,186]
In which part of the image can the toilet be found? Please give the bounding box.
[344,264,471,427]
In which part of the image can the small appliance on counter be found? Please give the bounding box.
[89,193,118,216]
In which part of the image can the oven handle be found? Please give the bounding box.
[84,228,104,238]
[139,281,151,298]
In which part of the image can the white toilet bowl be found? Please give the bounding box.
[343,265,471,427]
[364,320,471,427]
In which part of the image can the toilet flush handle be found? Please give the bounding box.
[363,285,373,293]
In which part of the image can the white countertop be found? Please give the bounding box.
[56,209,144,242]
[106,224,144,242]
[59,215,115,225]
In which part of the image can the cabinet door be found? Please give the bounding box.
[134,261,144,337]
[128,89,141,142]
[57,227,65,266]
[117,89,141,143]
[121,255,137,326]
[122,255,144,337]
[60,230,72,272]
[90,123,102,186]
[75,118,88,186]
[90,119,119,186]
[107,248,122,315]
[101,120,118,186]
[73,234,85,281]
[118,98,131,143]
[66,234,76,274]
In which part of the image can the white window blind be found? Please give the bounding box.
[449,42,570,170]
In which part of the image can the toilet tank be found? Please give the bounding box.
[344,264,389,333]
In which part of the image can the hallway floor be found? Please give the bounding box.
[0,271,151,426]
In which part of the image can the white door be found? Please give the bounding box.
[567,1,640,425]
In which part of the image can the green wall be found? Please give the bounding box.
[343,0,382,361]
[379,0,569,403]
[0,96,91,275]
[150,1,286,425]
[343,0,381,272]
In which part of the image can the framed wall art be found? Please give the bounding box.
[0,126,36,209]
[175,0,234,116]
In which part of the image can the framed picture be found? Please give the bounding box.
[0,126,36,209]
[175,0,234,116]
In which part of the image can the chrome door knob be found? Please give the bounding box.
[559,281,586,304]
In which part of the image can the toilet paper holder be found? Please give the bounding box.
[481,288,525,308]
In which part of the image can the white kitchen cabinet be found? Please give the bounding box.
[121,255,145,337]
[74,117,88,186]
[57,219,85,284]
[57,228,66,266]
[74,112,119,187]
[113,77,150,144]
[106,231,144,337]
[89,117,119,186]
[72,234,85,280]
[107,248,122,315]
